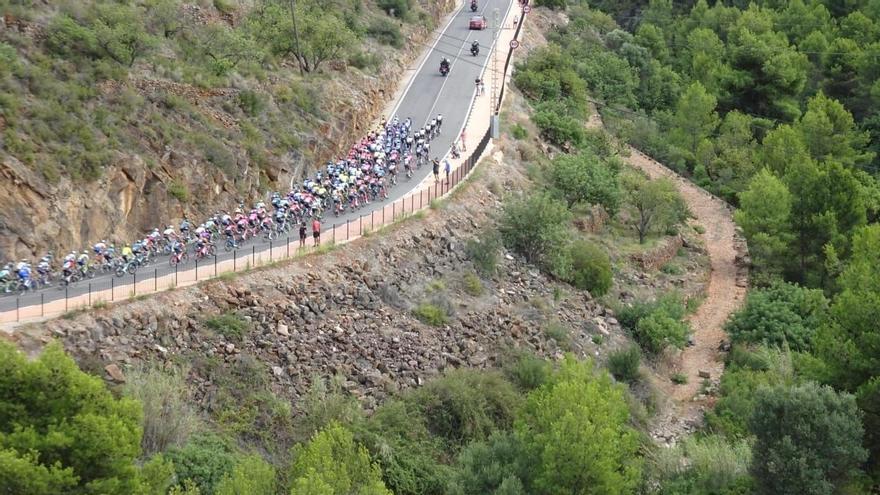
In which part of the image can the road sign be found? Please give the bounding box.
[523,5,531,13]
[510,39,520,49]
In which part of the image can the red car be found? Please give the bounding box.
[469,15,487,30]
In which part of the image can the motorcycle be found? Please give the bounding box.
[471,44,479,56]
[470,1,478,12]
[440,63,450,76]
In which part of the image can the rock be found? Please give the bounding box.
[276,323,289,336]
[698,370,711,379]
[104,363,126,383]
[154,344,168,355]
[225,343,236,354]
[272,366,284,377]
[468,352,488,366]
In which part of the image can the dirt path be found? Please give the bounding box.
[586,105,747,442]
[625,148,747,442]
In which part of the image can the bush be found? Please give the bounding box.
[214,455,276,495]
[671,373,688,385]
[516,358,642,494]
[291,423,392,494]
[651,435,753,494]
[408,369,521,448]
[355,400,452,495]
[562,240,613,296]
[502,353,552,392]
[499,192,571,266]
[124,367,200,457]
[465,234,500,276]
[205,312,250,341]
[367,17,404,48]
[462,272,484,296]
[533,102,585,148]
[0,342,143,494]
[295,375,362,442]
[168,180,190,202]
[413,302,449,326]
[725,282,828,352]
[165,433,237,493]
[510,123,528,140]
[447,431,530,495]
[548,152,621,213]
[543,321,571,350]
[378,0,412,18]
[608,346,641,383]
[749,383,867,495]
[236,89,265,116]
[634,311,689,354]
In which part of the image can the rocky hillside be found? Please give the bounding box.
[13,137,708,416]
[0,0,454,259]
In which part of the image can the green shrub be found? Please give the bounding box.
[236,90,265,116]
[499,192,571,266]
[543,321,571,350]
[671,373,688,385]
[548,151,621,213]
[413,303,448,326]
[533,102,585,147]
[124,367,200,457]
[295,375,362,442]
[634,311,689,354]
[725,282,828,352]
[660,262,684,275]
[462,272,484,296]
[291,423,392,494]
[355,400,452,495]
[447,431,529,495]
[562,240,613,296]
[511,123,528,140]
[0,342,143,494]
[465,234,500,276]
[608,346,641,383]
[502,353,552,391]
[166,433,237,493]
[408,369,521,447]
[617,293,687,333]
[349,51,381,71]
[168,180,190,202]
[651,435,753,494]
[378,0,412,18]
[367,17,404,48]
[214,0,237,13]
[205,312,250,341]
[214,455,276,495]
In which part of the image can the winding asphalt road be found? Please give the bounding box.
[0,0,514,314]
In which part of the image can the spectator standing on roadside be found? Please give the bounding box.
[299,222,307,248]
[475,78,482,95]
[432,157,441,183]
[444,158,452,184]
[312,218,321,247]
[460,130,467,151]
[480,80,485,96]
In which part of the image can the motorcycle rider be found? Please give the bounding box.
[471,40,480,56]
[440,57,450,74]
[470,0,478,11]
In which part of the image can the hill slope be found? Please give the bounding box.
[0,0,453,259]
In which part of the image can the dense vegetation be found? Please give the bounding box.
[524,0,880,491]
[0,0,428,185]
[0,340,651,495]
